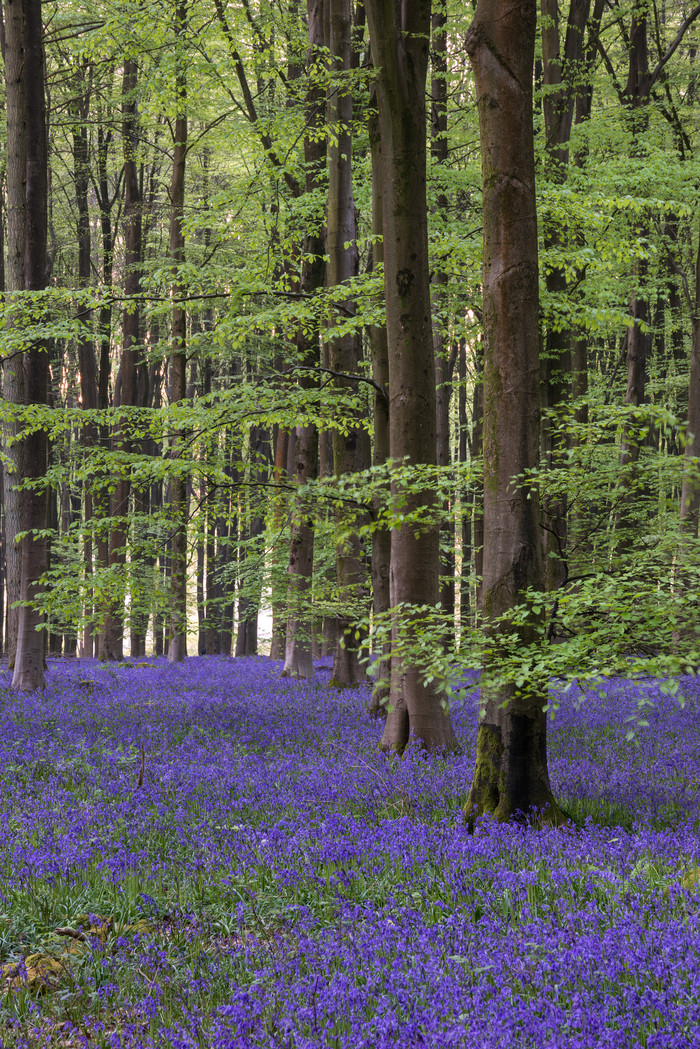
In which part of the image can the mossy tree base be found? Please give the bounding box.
[464,718,568,829]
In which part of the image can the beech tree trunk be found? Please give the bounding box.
[326,0,370,686]
[269,426,289,660]
[364,0,456,752]
[281,0,326,681]
[617,14,654,540]
[12,0,49,691]
[431,5,456,625]
[235,426,269,657]
[167,0,189,663]
[101,60,141,659]
[539,0,591,594]
[3,0,27,671]
[680,218,700,537]
[464,0,562,822]
[458,340,471,630]
[91,119,116,658]
[367,81,391,716]
[72,67,99,658]
[471,356,484,613]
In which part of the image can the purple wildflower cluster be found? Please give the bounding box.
[0,657,699,1048]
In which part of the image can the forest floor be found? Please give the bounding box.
[0,657,699,1048]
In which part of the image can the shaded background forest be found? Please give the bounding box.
[0,0,698,704]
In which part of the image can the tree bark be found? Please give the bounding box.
[72,66,99,658]
[167,0,189,663]
[2,0,27,671]
[364,0,456,752]
[283,421,318,679]
[367,80,391,716]
[540,0,591,594]
[235,426,269,657]
[458,339,471,630]
[326,0,370,686]
[464,0,562,822]
[617,14,653,545]
[91,118,116,658]
[12,0,49,690]
[269,426,289,660]
[431,5,456,625]
[281,0,327,680]
[680,218,700,537]
[101,59,141,659]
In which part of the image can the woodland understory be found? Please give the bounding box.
[0,658,700,1048]
[0,0,699,848]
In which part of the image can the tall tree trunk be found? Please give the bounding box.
[540,0,591,593]
[101,60,141,659]
[92,119,116,657]
[283,420,318,679]
[458,339,471,631]
[326,0,370,686]
[0,470,5,656]
[167,0,189,663]
[72,66,99,658]
[364,0,456,752]
[281,0,326,680]
[680,218,700,537]
[269,425,289,659]
[367,81,391,716]
[197,475,206,654]
[12,0,49,690]
[2,0,27,671]
[219,428,238,656]
[235,426,269,657]
[471,351,484,614]
[0,180,5,656]
[464,0,562,822]
[617,13,653,543]
[431,4,456,625]
[129,359,158,658]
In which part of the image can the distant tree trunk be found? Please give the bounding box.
[101,60,141,659]
[91,119,116,658]
[567,0,604,572]
[12,0,49,690]
[0,183,5,656]
[540,0,591,593]
[235,426,269,657]
[196,475,206,653]
[129,359,158,658]
[680,217,700,537]
[327,0,370,686]
[47,489,62,657]
[3,0,27,671]
[0,471,5,656]
[204,490,221,655]
[367,79,391,716]
[269,426,289,660]
[458,340,471,630]
[364,0,456,752]
[72,66,98,659]
[282,0,326,681]
[283,421,318,679]
[167,0,188,663]
[617,13,653,541]
[431,5,456,625]
[219,429,238,656]
[464,0,563,822]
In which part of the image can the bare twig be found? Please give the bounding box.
[53,927,88,942]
